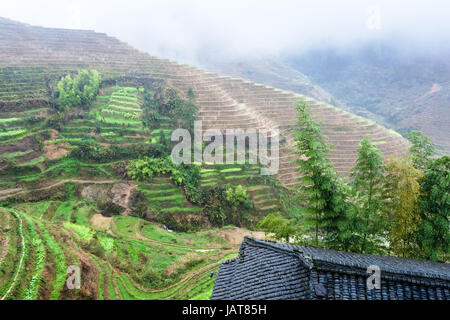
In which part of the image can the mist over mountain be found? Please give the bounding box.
[285,44,450,150]
[195,41,450,153]
[2,1,450,60]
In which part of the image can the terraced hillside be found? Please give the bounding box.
[0,205,262,300]
[0,16,416,301]
[0,17,409,190]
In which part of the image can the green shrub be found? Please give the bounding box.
[55,69,101,111]
[98,235,115,255]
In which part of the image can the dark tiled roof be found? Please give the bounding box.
[211,237,450,300]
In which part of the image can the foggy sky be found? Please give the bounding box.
[1,0,450,64]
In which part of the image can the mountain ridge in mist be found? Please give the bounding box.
[197,43,450,154]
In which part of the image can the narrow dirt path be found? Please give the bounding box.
[109,264,122,300]
[0,213,10,265]
[0,179,117,201]
[0,188,23,197]
[1,211,25,300]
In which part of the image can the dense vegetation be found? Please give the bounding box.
[142,87,197,133]
[1,73,270,300]
[0,63,448,302]
[258,100,449,261]
[55,70,101,111]
[2,16,446,302]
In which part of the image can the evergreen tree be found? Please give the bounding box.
[292,100,349,248]
[418,156,450,261]
[383,157,423,258]
[187,87,195,102]
[349,136,387,254]
[408,130,436,171]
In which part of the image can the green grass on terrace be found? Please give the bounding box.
[90,86,143,128]
[0,128,27,138]
[0,150,33,159]
[0,117,23,124]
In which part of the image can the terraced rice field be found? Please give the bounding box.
[0,17,409,189]
[0,17,414,301]
[139,177,203,215]
[97,87,143,127]
[199,164,282,214]
[59,86,147,147]
[0,206,240,300]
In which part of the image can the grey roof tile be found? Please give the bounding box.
[211,237,450,300]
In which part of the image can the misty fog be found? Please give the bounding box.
[1,0,450,66]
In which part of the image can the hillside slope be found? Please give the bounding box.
[0,17,409,189]
[0,16,413,301]
[0,206,253,300]
[285,45,450,154]
[197,57,343,107]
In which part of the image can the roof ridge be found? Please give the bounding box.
[243,236,450,282]
[242,236,314,269]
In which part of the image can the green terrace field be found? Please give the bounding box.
[61,86,147,146]
[0,86,159,171]
[95,87,143,126]
[0,206,240,300]
[199,162,282,215]
[0,67,58,104]
[0,81,283,300]
[139,177,203,216]
[32,86,152,155]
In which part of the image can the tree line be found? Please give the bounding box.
[258,100,449,261]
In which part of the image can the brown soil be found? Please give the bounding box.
[0,188,22,197]
[0,212,10,265]
[100,261,110,300]
[1,212,25,300]
[58,250,99,300]
[53,224,99,300]
[0,136,34,155]
[39,263,55,300]
[76,251,99,299]
[34,221,55,300]
[109,182,137,215]
[44,142,70,160]
[110,267,122,300]
[217,227,266,247]
[0,179,116,202]
[48,129,59,140]
[43,201,58,220]
[90,213,113,231]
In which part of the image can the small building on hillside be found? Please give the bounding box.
[211,237,450,300]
